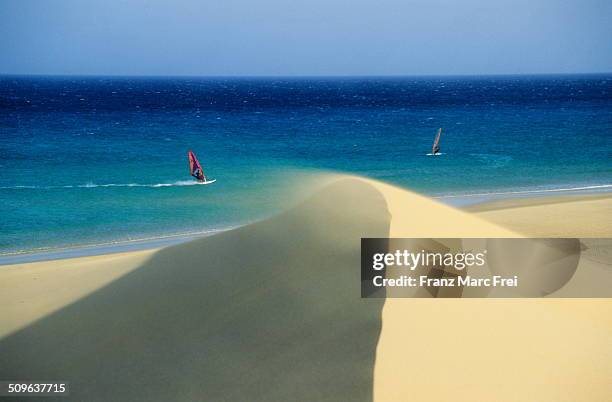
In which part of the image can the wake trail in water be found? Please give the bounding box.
[2,181,611,198]
[0,180,203,190]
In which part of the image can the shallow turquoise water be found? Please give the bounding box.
[1,75,610,253]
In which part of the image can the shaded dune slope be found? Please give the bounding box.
[0,178,390,401]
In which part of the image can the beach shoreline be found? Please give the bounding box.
[1,184,611,265]
[0,227,235,265]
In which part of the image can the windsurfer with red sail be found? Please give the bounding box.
[188,150,206,182]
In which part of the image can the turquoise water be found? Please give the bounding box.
[1,75,611,254]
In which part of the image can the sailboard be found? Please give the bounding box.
[428,128,443,156]
[188,150,216,184]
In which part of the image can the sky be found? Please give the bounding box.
[0,0,610,76]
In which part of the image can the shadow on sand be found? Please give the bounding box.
[0,178,390,401]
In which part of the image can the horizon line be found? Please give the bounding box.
[1,71,611,79]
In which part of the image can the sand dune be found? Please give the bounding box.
[0,178,390,401]
[470,193,612,237]
[0,176,610,401]
[366,182,612,401]
[0,250,155,339]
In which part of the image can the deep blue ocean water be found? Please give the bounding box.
[1,75,611,254]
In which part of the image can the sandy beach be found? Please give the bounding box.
[1,175,610,401]
[469,193,612,237]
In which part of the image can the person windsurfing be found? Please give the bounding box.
[188,150,215,184]
[193,166,203,181]
[432,128,442,155]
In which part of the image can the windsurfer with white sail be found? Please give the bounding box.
[431,128,442,156]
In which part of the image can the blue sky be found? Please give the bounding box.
[0,0,610,76]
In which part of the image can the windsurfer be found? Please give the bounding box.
[187,150,215,184]
[193,167,202,181]
[432,128,442,155]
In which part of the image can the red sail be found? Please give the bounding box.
[432,128,442,154]
[188,150,206,181]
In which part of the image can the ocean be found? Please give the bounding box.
[1,75,611,255]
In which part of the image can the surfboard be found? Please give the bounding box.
[196,179,217,185]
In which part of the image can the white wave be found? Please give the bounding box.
[436,184,612,199]
[75,181,202,188]
[0,180,205,190]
